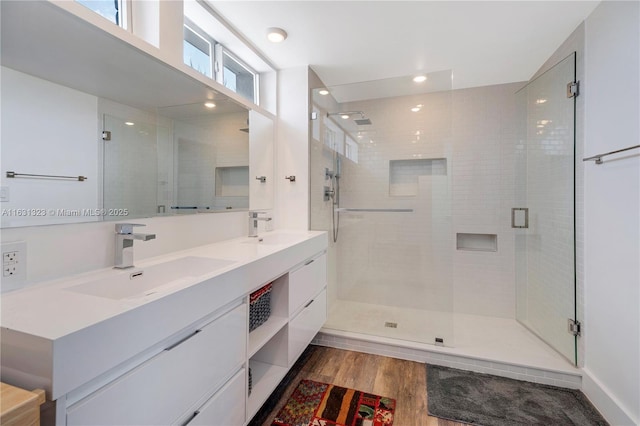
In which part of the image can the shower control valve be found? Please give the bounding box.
[323,186,335,202]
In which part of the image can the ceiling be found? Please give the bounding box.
[208,1,599,91]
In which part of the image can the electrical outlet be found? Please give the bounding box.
[4,264,17,277]
[1,241,26,289]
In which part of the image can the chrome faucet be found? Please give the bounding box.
[114,223,156,269]
[248,211,272,238]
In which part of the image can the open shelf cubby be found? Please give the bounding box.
[248,273,288,357]
[248,326,289,418]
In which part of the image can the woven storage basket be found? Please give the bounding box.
[249,282,272,332]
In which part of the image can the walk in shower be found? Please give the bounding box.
[311,71,455,347]
[311,56,578,369]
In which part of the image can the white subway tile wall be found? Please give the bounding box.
[311,82,524,345]
[174,112,249,211]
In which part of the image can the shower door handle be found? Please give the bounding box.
[511,208,529,229]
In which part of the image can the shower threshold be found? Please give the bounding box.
[318,300,581,389]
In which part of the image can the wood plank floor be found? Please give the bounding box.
[249,345,467,426]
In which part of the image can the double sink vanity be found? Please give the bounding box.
[1,229,328,425]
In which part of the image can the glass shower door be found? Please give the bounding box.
[515,53,577,364]
[103,114,162,219]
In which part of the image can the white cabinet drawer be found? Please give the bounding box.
[67,304,247,426]
[185,368,246,426]
[288,290,326,365]
[289,253,326,315]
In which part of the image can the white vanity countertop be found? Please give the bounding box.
[1,230,327,341]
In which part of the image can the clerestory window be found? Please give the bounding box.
[183,20,215,79]
[76,0,127,28]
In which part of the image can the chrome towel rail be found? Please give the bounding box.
[6,171,87,181]
[583,145,640,164]
[335,208,414,213]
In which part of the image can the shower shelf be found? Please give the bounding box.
[389,158,447,197]
[456,233,497,252]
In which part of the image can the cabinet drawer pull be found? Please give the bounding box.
[304,259,315,266]
[304,299,314,308]
[181,410,200,426]
[165,330,201,351]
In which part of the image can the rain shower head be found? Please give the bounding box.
[327,111,373,125]
[354,118,372,125]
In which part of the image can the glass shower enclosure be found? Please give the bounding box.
[311,59,578,362]
[310,72,455,347]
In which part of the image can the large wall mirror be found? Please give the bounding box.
[0,66,274,228]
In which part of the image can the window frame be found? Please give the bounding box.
[76,0,130,29]
[215,45,260,105]
[183,18,216,79]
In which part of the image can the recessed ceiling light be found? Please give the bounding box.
[125,121,134,126]
[411,107,421,112]
[536,99,547,104]
[413,75,427,83]
[318,89,329,95]
[266,27,287,43]
[204,102,216,108]
[341,114,350,119]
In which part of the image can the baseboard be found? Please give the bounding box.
[581,368,637,426]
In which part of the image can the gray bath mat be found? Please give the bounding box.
[426,364,608,426]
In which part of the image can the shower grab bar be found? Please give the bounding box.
[6,171,87,181]
[582,144,640,164]
[335,208,414,213]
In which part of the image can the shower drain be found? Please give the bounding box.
[384,322,398,328]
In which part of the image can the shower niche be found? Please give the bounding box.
[389,158,447,196]
[215,166,249,197]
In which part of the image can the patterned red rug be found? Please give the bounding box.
[272,379,395,426]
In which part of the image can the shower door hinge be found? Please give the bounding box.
[102,130,111,141]
[568,319,581,337]
[567,81,580,98]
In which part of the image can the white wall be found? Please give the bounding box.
[583,2,640,424]
[275,67,312,230]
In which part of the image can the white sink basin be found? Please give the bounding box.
[66,256,235,300]
[242,233,304,245]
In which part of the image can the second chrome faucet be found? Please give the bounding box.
[114,223,156,269]
[248,211,272,238]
